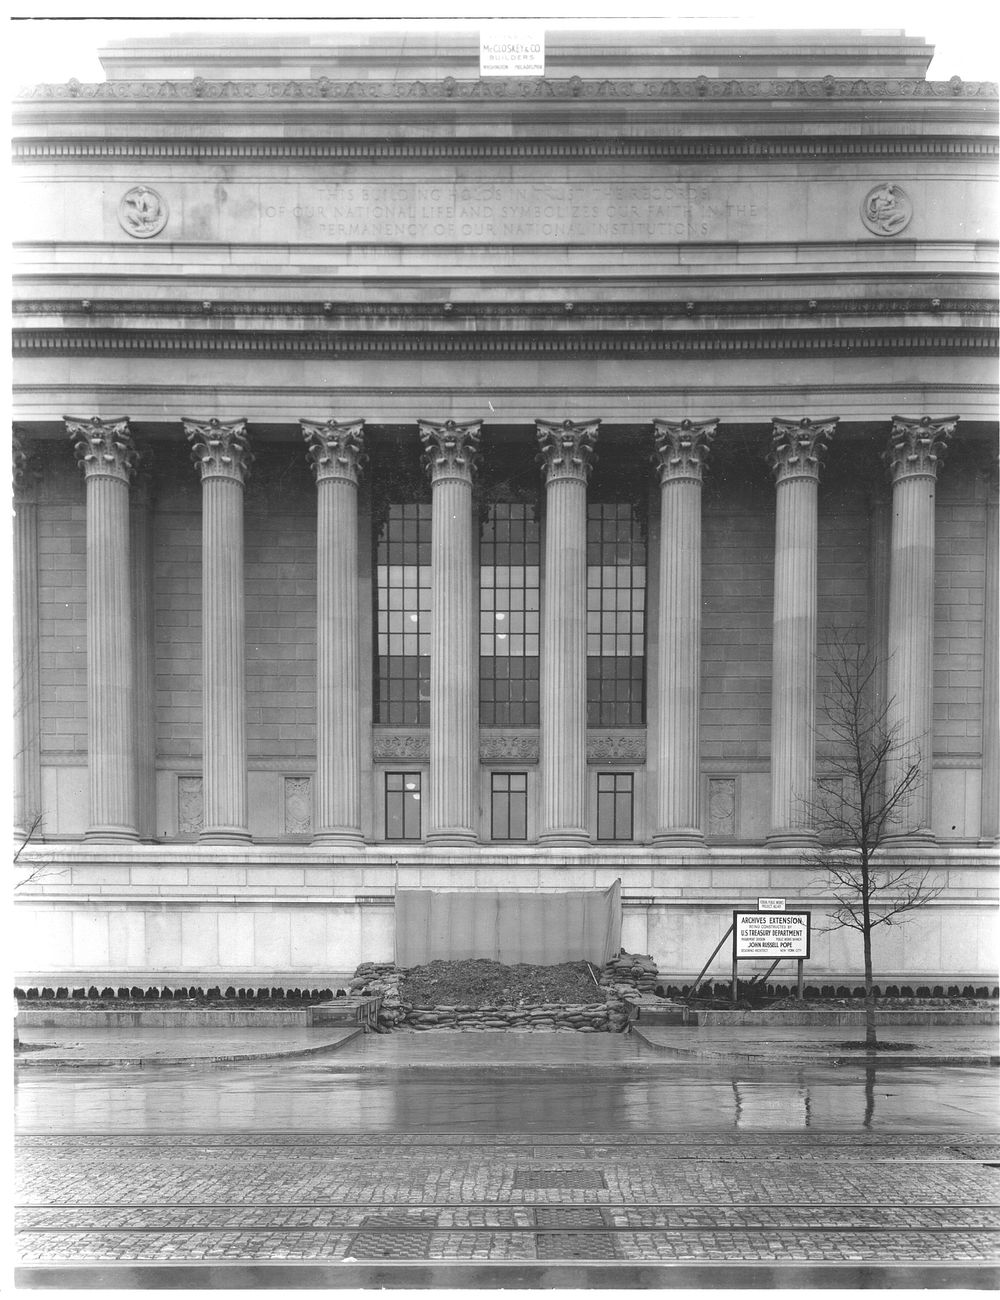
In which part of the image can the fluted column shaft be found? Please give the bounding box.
[67,416,139,841]
[767,417,837,846]
[131,464,157,840]
[885,416,956,841]
[186,418,253,844]
[537,419,599,845]
[653,418,716,845]
[420,419,481,844]
[13,436,43,838]
[981,473,999,843]
[303,419,366,845]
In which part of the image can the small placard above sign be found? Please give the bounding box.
[757,896,785,911]
[734,910,810,960]
[480,25,545,76]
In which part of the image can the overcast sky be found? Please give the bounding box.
[8,6,998,84]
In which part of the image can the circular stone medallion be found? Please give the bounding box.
[860,183,913,237]
[118,186,169,239]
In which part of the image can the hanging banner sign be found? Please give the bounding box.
[480,25,545,76]
[734,910,810,960]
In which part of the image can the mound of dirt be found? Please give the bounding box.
[399,958,602,1008]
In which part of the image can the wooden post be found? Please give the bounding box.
[797,958,804,1001]
[731,944,739,1006]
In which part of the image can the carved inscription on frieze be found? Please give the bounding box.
[258,181,762,243]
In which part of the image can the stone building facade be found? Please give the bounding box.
[11,29,998,987]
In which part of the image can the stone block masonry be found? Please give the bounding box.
[36,459,87,760]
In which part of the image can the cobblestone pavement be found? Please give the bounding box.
[16,1130,1000,1268]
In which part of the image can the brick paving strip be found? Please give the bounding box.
[15,1132,1000,1287]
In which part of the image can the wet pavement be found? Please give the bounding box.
[15,1025,359,1067]
[15,1030,1000,1286]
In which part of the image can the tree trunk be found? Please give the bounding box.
[861,860,877,1050]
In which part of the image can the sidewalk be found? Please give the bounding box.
[14,1026,360,1068]
[631,1023,1000,1067]
[14,1021,997,1069]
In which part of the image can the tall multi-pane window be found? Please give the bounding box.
[376,503,431,725]
[480,502,540,726]
[385,771,422,839]
[491,772,528,840]
[586,502,646,726]
[597,772,634,841]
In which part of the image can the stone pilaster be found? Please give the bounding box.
[131,455,157,840]
[303,418,366,847]
[767,416,838,847]
[536,418,599,845]
[652,418,717,846]
[185,417,253,844]
[883,416,957,843]
[13,434,43,839]
[419,418,482,844]
[981,467,999,844]
[67,415,140,841]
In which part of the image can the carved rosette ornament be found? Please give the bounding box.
[885,415,957,483]
[118,185,169,239]
[185,417,253,484]
[536,418,600,483]
[653,418,718,483]
[769,417,838,483]
[66,415,138,484]
[301,418,366,484]
[418,418,482,485]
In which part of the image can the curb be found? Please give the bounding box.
[629,1026,1000,1067]
[14,1028,362,1070]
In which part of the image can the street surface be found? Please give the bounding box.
[14,1031,1000,1287]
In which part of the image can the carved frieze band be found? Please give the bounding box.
[302,418,366,485]
[419,418,482,485]
[13,137,999,163]
[769,416,838,483]
[18,75,997,102]
[185,417,253,485]
[653,418,718,484]
[66,415,137,484]
[21,328,995,361]
[587,731,646,763]
[886,415,958,483]
[537,418,600,484]
[480,732,540,763]
[372,731,431,761]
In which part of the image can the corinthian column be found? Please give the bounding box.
[185,417,253,844]
[981,467,999,844]
[419,419,482,844]
[767,416,838,847]
[67,415,139,841]
[303,418,366,847]
[13,434,43,839]
[537,418,599,845]
[884,415,957,843]
[652,418,717,846]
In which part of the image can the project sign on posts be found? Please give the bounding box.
[733,910,811,960]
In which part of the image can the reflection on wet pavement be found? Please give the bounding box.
[15,1031,998,1137]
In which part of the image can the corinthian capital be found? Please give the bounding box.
[536,418,600,484]
[653,418,718,484]
[13,432,43,500]
[184,417,253,485]
[66,415,137,485]
[302,418,366,486]
[769,416,838,484]
[886,415,958,484]
[419,418,482,485]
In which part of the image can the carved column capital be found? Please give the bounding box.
[184,417,253,485]
[886,415,958,484]
[653,418,718,484]
[12,432,43,501]
[769,417,838,484]
[419,418,482,485]
[66,415,137,485]
[302,418,366,486]
[536,418,600,484]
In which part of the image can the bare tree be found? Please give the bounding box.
[809,632,943,1049]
